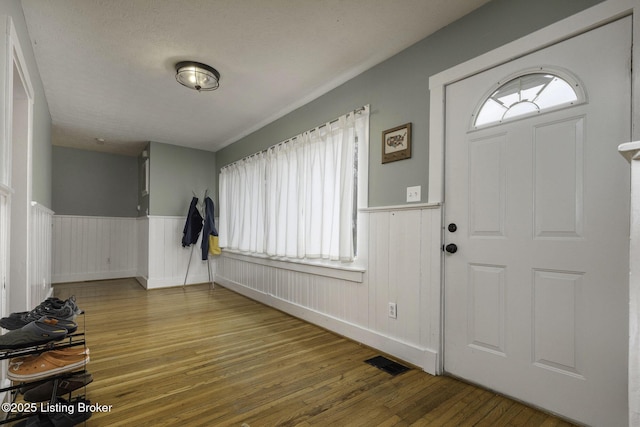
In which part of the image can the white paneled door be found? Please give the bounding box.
[444,18,631,427]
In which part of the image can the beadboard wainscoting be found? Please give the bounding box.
[140,216,214,289]
[216,204,442,374]
[52,215,138,283]
[0,188,8,317]
[53,215,214,289]
[136,216,149,282]
[30,203,54,307]
[51,208,442,372]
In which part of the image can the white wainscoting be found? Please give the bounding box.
[136,216,149,282]
[52,216,138,283]
[216,204,442,373]
[53,215,215,289]
[619,141,640,425]
[0,188,9,320]
[142,216,214,289]
[50,208,442,372]
[30,203,53,307]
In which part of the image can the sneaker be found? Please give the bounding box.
[8,347,90,381]
[39,317,78,334]
[66,295,83,316]
[0,320,68,350]
[0,296,81,330]
[3,298,65,320]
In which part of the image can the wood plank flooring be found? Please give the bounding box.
[50,278,575,427]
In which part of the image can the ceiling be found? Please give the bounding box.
[20,0,490,156]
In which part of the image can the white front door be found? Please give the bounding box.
[444,17,631,426]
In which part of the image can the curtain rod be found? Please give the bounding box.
[220,105,368,170]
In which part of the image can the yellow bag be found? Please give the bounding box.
[209,235,221,255]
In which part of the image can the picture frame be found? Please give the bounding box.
[382,123,412,163]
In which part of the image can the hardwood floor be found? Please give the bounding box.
[50,278,575,427]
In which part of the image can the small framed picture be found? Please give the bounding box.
[382,123,412,164]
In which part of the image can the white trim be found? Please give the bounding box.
[55,214,137,220]
[470,66,587,131]
[619,141,640,161]
[53,270,139,285]
[216,275,439,374]
[0,16,9,187]
[359,202,440,213]
[221,250,365,283]
[30,201,54,215]
[619,141,640,426]
[4,16,35,314]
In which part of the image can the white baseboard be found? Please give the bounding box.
[143,274,213,289]
[52,269,138,284]
[216,275,439,374]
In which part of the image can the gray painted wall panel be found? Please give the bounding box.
[52,147,138,217]
[215,0,604,207]
[148,141,216,217]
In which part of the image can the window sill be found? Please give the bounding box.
[219,250,365,283]
[359,202,441,213]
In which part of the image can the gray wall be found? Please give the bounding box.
[52,147,138,217]
[1,0,52,207]
[148,141,216,217]
[215,0,604,207]
[52,139,217,218]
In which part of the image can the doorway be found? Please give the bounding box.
[443,17,631,426]
[9,60,32,314]
[2,20,35,318]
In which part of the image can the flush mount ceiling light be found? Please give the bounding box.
[175,61,220,92]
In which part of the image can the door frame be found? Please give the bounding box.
[1,16,35,314]
[427,0,639,376]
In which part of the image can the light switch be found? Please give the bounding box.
[407,186,421,202]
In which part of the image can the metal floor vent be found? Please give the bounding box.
[364,356,410,376]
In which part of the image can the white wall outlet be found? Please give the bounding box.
[388,302,397,319]
[407,185,421,202]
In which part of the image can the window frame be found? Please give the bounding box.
[218,105,369,267]
[470,67,587,131]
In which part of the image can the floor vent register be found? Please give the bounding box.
[364,356,410,376]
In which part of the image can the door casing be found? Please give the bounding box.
[427,0,639,377]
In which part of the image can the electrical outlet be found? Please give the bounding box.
[407,186,421,202]
[388,302,397,319]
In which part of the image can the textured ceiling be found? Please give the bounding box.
[21,0,490,156]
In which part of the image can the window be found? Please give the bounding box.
[218,106,369,262]
[473,70,584,128]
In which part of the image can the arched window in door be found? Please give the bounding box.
[472,69,586,129]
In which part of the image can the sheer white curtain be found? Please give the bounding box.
[218,153,266,253]
[219,106,368,262]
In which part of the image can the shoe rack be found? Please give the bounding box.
[0,313,89,425]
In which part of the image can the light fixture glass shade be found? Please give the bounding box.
[175,61,220,91]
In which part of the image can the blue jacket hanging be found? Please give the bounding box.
[201,196,218,259]
[182,197,203,247]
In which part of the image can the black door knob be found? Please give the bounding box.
[448,223,457,232]
[445,243,458,254]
